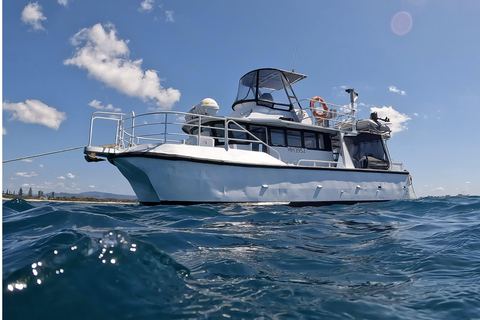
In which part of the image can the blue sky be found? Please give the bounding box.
[2,0,480,198]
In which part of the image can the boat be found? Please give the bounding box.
[84,68,415,205]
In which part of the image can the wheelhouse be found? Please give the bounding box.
[232,68,306,111]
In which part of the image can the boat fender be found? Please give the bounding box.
[309,96,328,119]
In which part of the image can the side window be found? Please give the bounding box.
[213,122,225,146]
[270,128,286,146]
[318,133,325,149]
[250,126,267,152]
[286,130,302,147]
[228,123,248,144]
[304,132,317,149]
[317,133,332,151]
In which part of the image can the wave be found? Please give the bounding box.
[3,196,480,319]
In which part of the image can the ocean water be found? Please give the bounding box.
[3,196,480,320]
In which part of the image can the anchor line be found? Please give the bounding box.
[2,146,86,163]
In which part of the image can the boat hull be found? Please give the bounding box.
[111,154,414,205]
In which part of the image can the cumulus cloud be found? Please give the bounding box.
[3,100,66,130]
[64,23,181,109]
[21,2,47,30]
[67,173,76,179]
[57,176,66,180]
[139,0,154,11]
[389,86,406,96]
[165,11,174,22]
[89,100,121,112]
[370,106,411,134]
[58,0,69,6]
[432,187,445,192]
[89,185,95,188]
[16,172,38,178]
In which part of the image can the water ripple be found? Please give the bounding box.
[3,196,480,319]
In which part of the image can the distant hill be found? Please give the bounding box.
[54,191,137,200]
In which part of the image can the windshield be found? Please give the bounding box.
[235,71,258,102]
[234,69,293,110]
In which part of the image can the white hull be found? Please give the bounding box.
[112,154,413,205]
[84,68,416,206]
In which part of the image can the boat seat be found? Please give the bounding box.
[260,93,273,101]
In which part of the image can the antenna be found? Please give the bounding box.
[291,45,298,72]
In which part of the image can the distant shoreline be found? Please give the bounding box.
[2,195,139,205]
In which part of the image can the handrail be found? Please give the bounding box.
[88,111,134,147]
[299,98,356,132]
[390,161,404,171]
[297,159,343,168]
[88,111,283,161]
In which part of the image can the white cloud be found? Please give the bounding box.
[88,100,121,112]
[2,127,6,135]
[165,10,174,22]
[16,172,38,178]
[432,187,445,192]
[58,0,69,6]
[39,164,44,168]
[139,0,154,11]
[413,112,419,117]
[64,23,181,109]
[57,176,66,180]
[3,100,66,130]
[67,173,76,179]
[388,86,406,96]
[22,159,34,163]
[21,2,47,30]
[89,185,95,188]
[370,106,411,134]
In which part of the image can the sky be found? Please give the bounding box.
[2,0,480,198]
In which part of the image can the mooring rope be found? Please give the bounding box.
[2,146,86,164]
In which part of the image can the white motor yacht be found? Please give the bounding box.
[84,68,415,205]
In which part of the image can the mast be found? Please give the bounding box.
[345,88,358,132]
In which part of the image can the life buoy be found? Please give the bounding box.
[309,96,328,118]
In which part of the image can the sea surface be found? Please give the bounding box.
[3,196,480,319]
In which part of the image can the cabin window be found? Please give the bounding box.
[228,123,248,144]
[286,130,302,147]
[318,133,325,150]
[344,133,389,169]
[304,132,316,149]
[250,126,267,152]
[270,128,286,146]
[212,122,226,145]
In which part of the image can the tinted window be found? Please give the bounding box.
[287,130,302,147]
[228,123,248,144]
[304,132,316,149]
[270,129,285,146]
[318,133,325,149]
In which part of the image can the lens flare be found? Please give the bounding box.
[391,11,413,36]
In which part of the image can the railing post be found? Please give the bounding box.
[131,111,135,146]
[224,118,229,150]
[88,115,95,147]
[164,113,168,144]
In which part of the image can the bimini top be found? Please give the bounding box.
[232,68,307,111]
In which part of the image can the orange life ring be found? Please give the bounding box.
[309,96,328,118]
